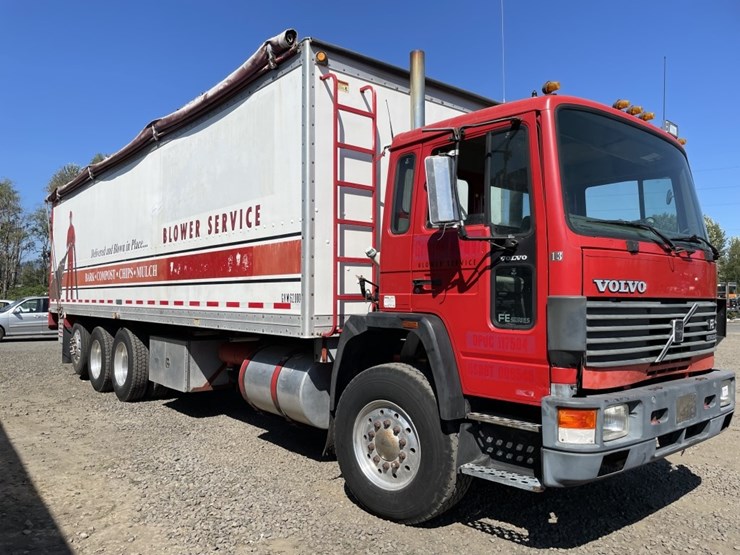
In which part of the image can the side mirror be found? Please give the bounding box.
[425,155,461,226]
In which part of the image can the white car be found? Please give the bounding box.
[0,296,56,341]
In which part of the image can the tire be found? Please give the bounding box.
[89,327,114,393]
[335,363,471,524]
[70,323,90,378]
[111,328,149,402]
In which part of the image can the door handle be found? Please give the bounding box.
[412,278,441,293]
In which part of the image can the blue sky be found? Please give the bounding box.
[2,1,739,235]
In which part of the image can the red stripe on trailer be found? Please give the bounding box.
[125,300,133,304]
[273,302,291,310]
[206,301,219,307]
[226,301,240,308]
[174,300,184,306]
[248,302,263,308]
[160,300,169,306]
[107,300,113,304]
[147,300,156,305]
[136,300,143,305]
[70,239,301,287]
[189,301,201,307]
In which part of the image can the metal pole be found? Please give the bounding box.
[410,50,425,129]
[662,56,667,124]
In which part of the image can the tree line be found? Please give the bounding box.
[0,157,104,299]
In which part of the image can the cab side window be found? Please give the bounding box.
[488,126,532,234]
[391,154,415,234]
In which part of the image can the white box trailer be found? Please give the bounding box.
[50,29,492,340]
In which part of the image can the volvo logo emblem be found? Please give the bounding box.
[655,302,699,363]
[593,279,647,294]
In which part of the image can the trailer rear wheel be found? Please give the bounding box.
[335,363,470,524]
[70,323,90,378]
[89,327,114,393]
[111,328,149,402]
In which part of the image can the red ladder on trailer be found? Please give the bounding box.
[319,73,379,336]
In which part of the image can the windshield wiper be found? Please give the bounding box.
[584,218,680,254]
[672,234,720,260]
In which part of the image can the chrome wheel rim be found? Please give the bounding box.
[113,342,128,386]
[89,339,102,380]
[71,329,82,365]
[352,400,420,491]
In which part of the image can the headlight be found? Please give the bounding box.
[721,380,733,407]
[603,404,629,441]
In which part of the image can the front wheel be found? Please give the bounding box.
[335,363,470,524]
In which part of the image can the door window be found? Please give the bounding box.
[391,154,415,234]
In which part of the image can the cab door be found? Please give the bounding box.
[378,149,419,312]
[410,116,550,404]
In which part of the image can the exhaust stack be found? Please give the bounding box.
[410,50,425,129]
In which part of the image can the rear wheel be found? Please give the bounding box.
[335,363,470,524]
[111,328,149,402]
[89,327,114,393]
[70,323,90,378]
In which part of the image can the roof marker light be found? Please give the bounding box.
[315,51,329,66]
[542,81,560,95]
[626,105,643,116]
[678,138,687,145]
[613,99,630,110]
[639,112,655,121]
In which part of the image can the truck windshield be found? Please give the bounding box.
[556,108,707,248]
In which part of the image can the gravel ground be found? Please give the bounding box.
[1,328,739,555]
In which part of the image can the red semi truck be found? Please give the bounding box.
[48,30,735,524]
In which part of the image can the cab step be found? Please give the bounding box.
[459,463,544,492]
[467,412,541,433]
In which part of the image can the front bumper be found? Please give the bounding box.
[540,369,735,487]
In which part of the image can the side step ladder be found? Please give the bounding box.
[320,72,379,336]
[459,464,544,492]
[462,411,544,491]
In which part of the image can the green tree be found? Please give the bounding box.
[0,178,29,297]
[723,237,740,286]
[47,163,82,195]
[89,152,108,164]
[26,206,51,290]
[704,216,728,281]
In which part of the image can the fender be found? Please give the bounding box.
[329,312,467,421]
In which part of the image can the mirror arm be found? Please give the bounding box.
[457,225,518,250]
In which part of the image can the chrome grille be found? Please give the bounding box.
[586,300,716,368]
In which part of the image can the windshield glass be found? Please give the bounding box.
[557,108,706,245]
